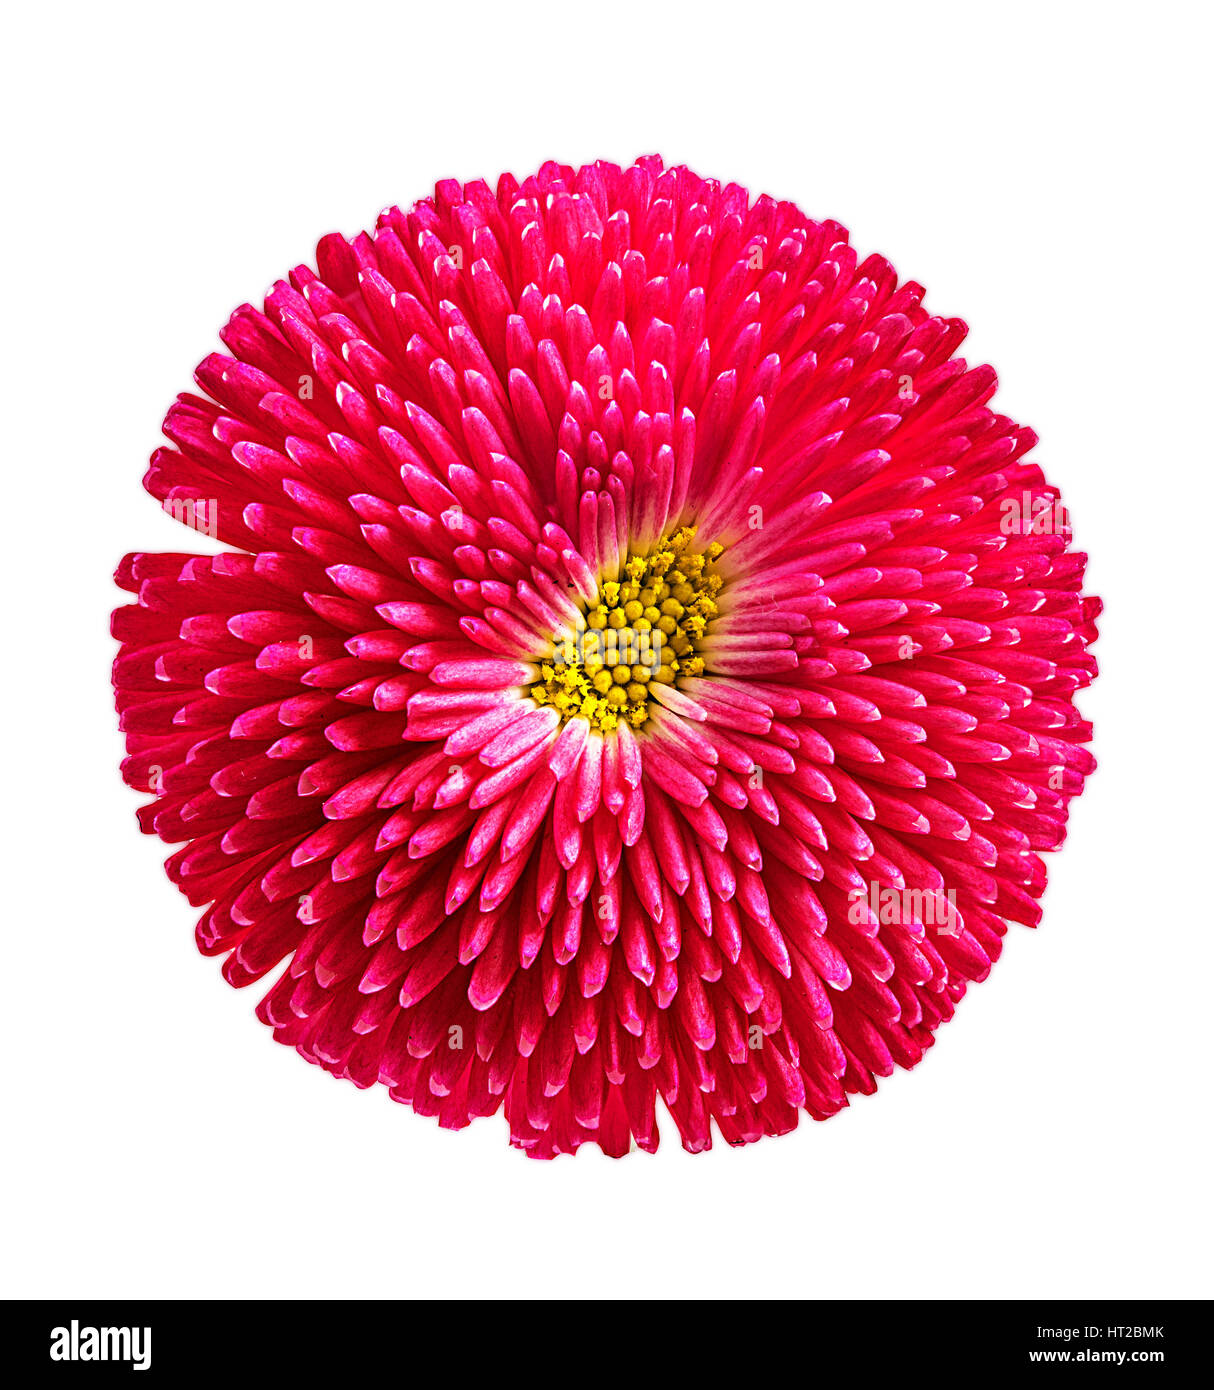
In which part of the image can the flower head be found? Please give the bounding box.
[113,156,1100,1156]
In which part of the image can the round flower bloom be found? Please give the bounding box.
[112,156,1100,1157]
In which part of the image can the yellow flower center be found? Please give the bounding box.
[529,526,725,732]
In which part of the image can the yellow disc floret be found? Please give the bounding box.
[529,525,724,733]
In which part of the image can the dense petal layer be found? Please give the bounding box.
[113,157,1099,1157]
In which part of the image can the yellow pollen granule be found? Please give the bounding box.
[527,525,725,733]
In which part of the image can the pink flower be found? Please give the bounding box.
[112,156,1100,1157]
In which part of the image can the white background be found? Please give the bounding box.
[3,0,1210,1301]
